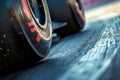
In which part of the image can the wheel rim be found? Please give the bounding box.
[27,0,49,30]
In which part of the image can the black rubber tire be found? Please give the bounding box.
[47,0,85,37]
[0,0,52,73]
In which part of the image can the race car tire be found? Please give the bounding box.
[0,0,52,73]
[47,0,85,36]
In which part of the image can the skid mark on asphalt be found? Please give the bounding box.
[58,16,120,80]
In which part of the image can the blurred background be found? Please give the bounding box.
[0,0,120,80]
[81,0,115,10]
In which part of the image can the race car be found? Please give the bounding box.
[0,0,85,72]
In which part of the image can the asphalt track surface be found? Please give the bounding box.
[0,15,120,80]
[1,2,120,80]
